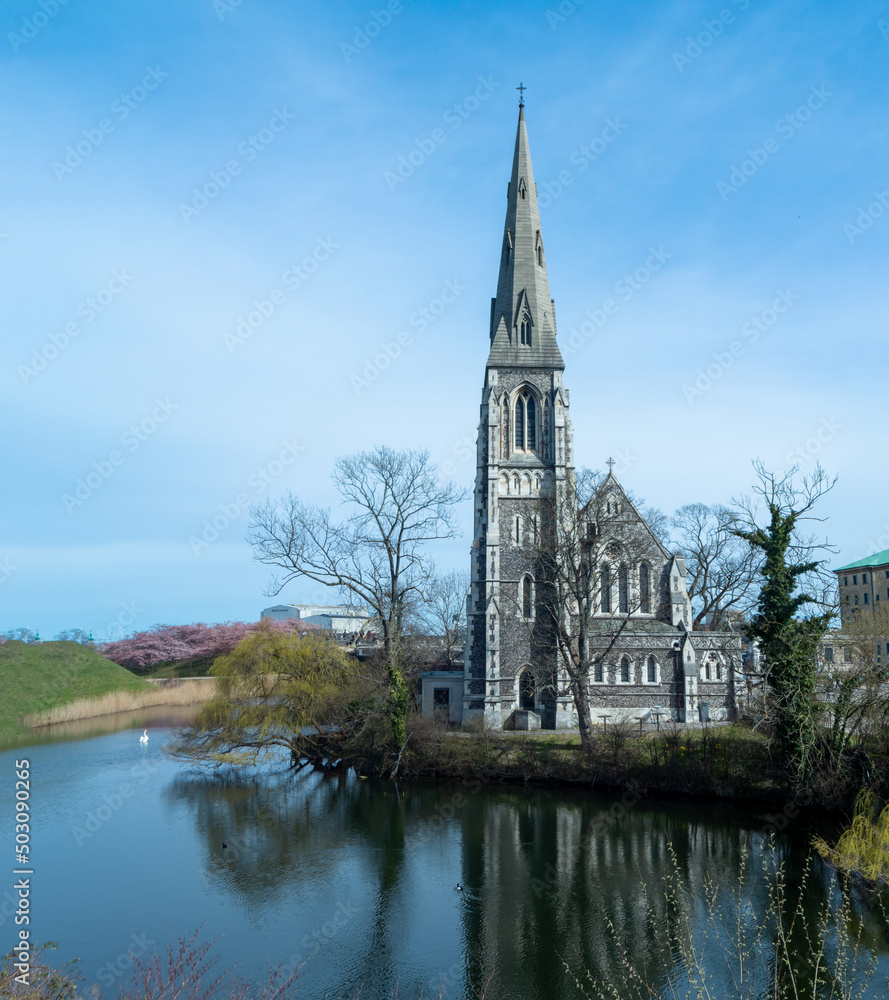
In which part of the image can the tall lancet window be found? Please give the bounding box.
[520,313,532,346]
[601,565,611,613]
[514,390,537,452]
[618,564,629,614]
[639,563,651,614]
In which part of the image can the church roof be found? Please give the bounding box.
[487,105,564,371]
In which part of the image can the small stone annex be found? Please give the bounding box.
[447,100,742,730]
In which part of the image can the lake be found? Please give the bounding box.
[2,721,887,999]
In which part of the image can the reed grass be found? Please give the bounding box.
[24,678,216,728]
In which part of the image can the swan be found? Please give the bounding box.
[139,730,148,743]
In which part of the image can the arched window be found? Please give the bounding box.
[520,315,532,345]
[639,563,651,614]
[519,669,535,710]
[537,244,543,266]
[618,563,629,614]
[620,657,630,683]
[514,516,522,544]
[514,390,537,452]
[522,575,533,618]
[600,565,611,613]
[594,660,603,683]
[647,656,657,683]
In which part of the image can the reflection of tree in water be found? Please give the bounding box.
[457,789,888,999]
[166,766,426,998]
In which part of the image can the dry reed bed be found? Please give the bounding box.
[24,678,216,728]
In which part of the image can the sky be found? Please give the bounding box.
[2,0,887,640]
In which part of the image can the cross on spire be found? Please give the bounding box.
[607,457,616,471]
[516,82,526,107]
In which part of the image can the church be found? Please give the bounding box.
[442,100,741,731]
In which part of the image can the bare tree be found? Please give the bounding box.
[536,468,670,751]
[416,569,469,667]
[671,503,759,629]
[247,446,467,748]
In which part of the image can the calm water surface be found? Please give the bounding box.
[2,724,887,999]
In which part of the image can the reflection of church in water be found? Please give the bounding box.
[426,101,741,730]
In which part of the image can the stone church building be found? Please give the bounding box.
[445,102,740,730]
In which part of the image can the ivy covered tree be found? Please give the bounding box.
[733,461,837,785]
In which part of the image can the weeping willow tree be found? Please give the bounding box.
[814,788,889,887]
[167,621,368,767]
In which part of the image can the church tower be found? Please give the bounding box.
[463,101,575,730]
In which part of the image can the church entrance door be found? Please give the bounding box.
[519,670,535,711]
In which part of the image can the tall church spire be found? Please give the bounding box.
[487,104,564,370]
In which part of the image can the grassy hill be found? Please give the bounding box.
[0,640,154,742]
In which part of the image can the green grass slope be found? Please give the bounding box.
[0,640,152,741]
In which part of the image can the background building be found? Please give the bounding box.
[261,604,372,633]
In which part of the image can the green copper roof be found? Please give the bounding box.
[835,548,889,571]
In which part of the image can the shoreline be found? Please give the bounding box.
[23,677,216,729]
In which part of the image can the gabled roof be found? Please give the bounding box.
[595,470,672,561]
[835,548,889,572]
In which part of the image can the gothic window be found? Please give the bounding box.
[647,655,657,683]
[514,516,522,544]
[537,244,543,266]
[527,395,536,448]
[521,574,534,618]
[514,390,537,452]
[520,314,532,346]
[618,563,629,614]
[594,660,603,683]
[639,563,651,614]
[601,565,611,613]
[705,660,711,680]
[519,177,526,200]
[620,657,630,683]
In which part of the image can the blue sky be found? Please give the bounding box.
[2,0,887,639]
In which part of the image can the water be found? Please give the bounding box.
[1,724,887,999]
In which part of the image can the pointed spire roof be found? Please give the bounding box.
[487,105,564,371]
